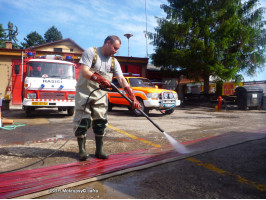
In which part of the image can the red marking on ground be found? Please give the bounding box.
[182,135,218,145]
[1,129,265,198]
[0,147,178,198]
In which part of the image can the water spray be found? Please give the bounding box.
[110,83,190,154]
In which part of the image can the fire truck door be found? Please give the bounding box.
[12,59,23,105]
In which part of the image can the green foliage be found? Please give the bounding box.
[1,23,63,49]
[21,26,63,48]
[21,31,45,49]
[0,24,7,48]
[44,26,63,43]
[151,0,266,93]
[1,22,20,49]
[215,80,223,96]
[234,74,244,84]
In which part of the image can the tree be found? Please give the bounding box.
[21,31,45,49]
[151,0,266,94]
[44,26,63,43]
[0,24,7,48]
[1,22,20,49]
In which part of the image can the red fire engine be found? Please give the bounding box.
[12,51,79,116]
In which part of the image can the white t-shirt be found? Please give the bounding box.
[79,47,123,77]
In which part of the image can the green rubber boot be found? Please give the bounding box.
[77,137,89,161]
[95,136,109,159]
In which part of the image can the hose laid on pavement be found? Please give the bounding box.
[0,123,25,130]
[0,88,101,174]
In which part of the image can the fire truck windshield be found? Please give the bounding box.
[28,61,74,79]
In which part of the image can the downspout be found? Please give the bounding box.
[21,51,24,85]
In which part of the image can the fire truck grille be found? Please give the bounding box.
[39,92,65,100]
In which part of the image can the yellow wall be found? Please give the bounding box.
[33,41,83,54]
[222,82,243,96]
[0,55,21,98]
[0,40,83,100]
[198,82,243,95]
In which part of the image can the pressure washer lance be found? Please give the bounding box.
[109,83,190,154]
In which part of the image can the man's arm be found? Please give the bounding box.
[116,74,129,88]
[116,75,141,110]
[81,64,94,79]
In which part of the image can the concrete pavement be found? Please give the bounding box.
[0,105,266,198]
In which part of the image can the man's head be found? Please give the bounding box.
[102,35,121,57]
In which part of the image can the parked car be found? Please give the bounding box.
[108,74,180,116]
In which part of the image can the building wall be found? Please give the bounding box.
[0,40,148,104]
[0,55,21,99]
[33,41,83,54]
[0,54,148,104]
[244,81,266,93]
[116,56,148,77]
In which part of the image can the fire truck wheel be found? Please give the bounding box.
[67,107,74,116]
[25,107,32,117]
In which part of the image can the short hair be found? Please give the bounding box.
[104,35,121,45]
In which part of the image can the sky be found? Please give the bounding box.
[0,0,265,81]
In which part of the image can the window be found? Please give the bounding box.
[112,78,122,88]
[14,65,20,74]
[129,78,154,87]
[54,48,62,52]
[28,62,74,79]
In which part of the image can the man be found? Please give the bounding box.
[31,66,41,77]
[73,35,141,161]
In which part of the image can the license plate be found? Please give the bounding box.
[32,102,48,105]
[252,94,257,98]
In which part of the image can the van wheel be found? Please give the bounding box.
[108,101,113,112]
[160,108,175,115]
[133,98,149,116]
[67,107,74,116]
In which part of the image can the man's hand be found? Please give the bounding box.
[90,72,112,89]
[124,86,141,110]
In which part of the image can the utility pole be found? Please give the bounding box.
[124,33,133,57]
[145,0,148,58]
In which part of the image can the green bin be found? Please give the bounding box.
[235,86,263,110]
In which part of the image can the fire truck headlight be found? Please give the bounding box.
[68,94,75,100]
[27,93,36,99]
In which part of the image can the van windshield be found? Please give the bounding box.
[129,78,155,87]
[27,61,74,79]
